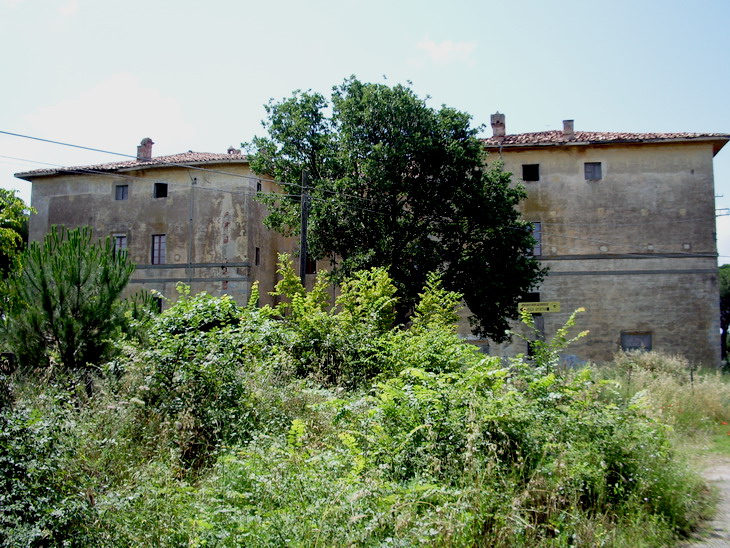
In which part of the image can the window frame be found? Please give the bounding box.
[112,233,128,254]
[115,184,129,201]
[584,162,602,180]
[151,234,166,265]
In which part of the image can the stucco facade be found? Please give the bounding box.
[480,117,729,366]
[19,145,294,307]
[17,125,730,366]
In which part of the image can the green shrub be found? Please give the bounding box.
[0,398,96,546]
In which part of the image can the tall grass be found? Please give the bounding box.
[598,351,730,447]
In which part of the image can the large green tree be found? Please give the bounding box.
[3,226,135,389]
[247,77,545,341]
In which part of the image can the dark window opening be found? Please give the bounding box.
[256,180,262,192]
[621,331,652,352]
[154,297,163,313]
[255,247,261,266]
[584,162,602,180]
[305,256,317,275]
[522,164,540,182]
[154,183,168,198]
[151,234,166,265]
[115,184,128,200]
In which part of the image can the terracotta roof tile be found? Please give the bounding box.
[15,151,248,180]
[483,130,730,147]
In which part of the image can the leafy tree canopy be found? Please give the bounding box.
[0,189,32,278]
[246,77,545,341]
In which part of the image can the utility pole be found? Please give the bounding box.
[299,169,310,286]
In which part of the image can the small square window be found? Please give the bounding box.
[522,164,540,182]
[584,162,602,180]
[621,331,652,352]
[154,183,168,198]
[151,234,166,265]
[115,184,128,200]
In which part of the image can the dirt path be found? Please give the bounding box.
[681,457,730,547]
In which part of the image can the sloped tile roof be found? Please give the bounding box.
[15,151,248,180]
[483,130,730,152]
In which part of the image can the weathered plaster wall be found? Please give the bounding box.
[470,141,721,366]
[28,162,292,307]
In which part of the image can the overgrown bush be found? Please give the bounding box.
[0,394,96,547]
[0,266,718,546]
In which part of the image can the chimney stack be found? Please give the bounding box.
[562,120,575,140]
[137,137,154,161]
[490,112,505,138]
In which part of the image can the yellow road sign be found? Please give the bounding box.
[519,302,561,314]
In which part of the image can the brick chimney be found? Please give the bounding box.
[562,120,575,140]
[137,137,154,161]
[490,112,505,138]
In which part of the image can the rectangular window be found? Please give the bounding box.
[584,162,602,180]
[305,256,317,275]
[113,234,127,254]
[115,184,128,200]
[522,164,540,182]
[255,246,261,266]
[256,180,262,192]
[621,331,652,352]
[531,222,542,256]
[154,183,168,198]
[151,234,166,265]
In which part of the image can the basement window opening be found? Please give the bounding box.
[620,331,652,352]
[522,164,540,182]
[153,183,168,198]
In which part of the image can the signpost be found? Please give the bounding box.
[518,302,561,314]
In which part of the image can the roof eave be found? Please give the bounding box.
[483,135,730,155]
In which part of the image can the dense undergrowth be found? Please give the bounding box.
[1,257,727,547]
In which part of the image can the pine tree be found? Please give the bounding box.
[3,226,135,391]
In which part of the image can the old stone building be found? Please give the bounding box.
[16,140,294,307]
[17,122,730,365]
[482,114,730,365]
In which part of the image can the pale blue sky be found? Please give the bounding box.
[2,0,729,257]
